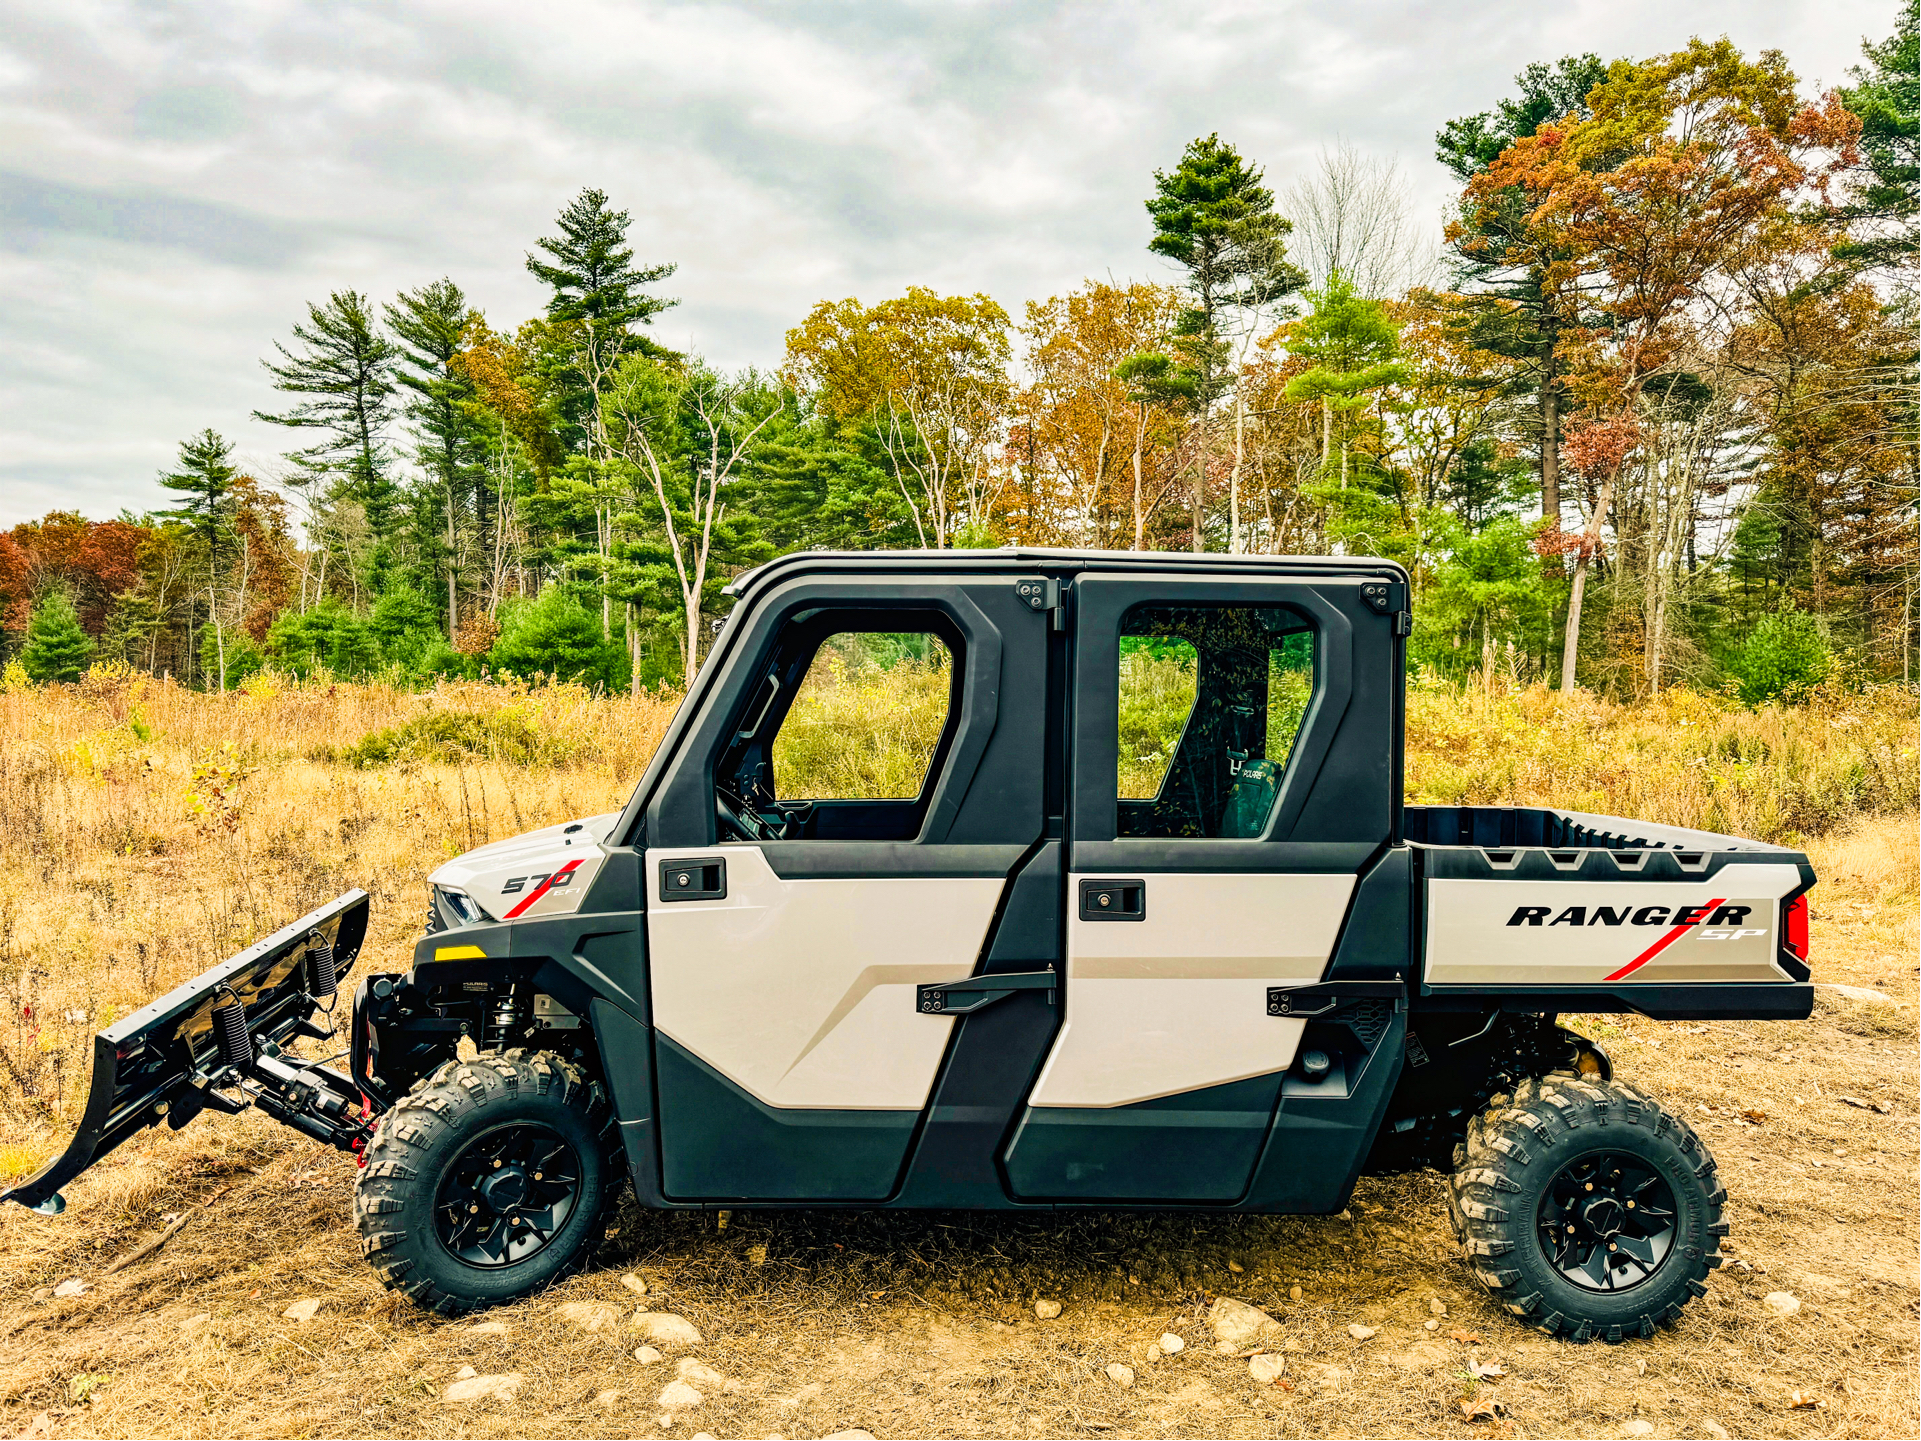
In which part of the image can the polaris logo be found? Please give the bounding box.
[1506,904,1752,927]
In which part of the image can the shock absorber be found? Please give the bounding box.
[212,992,254,1071]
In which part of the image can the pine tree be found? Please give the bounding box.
[157,429,239,566]
[386,278,482,638]
[254,290,401,542]
[1436,55,1611,525]
[527,188,678,341]
[1836,0,1918,285]
[1143,135,1303,548]
[21,591,91,684]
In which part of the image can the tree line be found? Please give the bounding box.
[3,13,1914,703]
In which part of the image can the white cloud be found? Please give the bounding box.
[0,0,1897,523]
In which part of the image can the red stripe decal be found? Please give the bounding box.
[1604,898,1725,982]
[503,859,585,919]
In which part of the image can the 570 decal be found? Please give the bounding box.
[498,859,585,919]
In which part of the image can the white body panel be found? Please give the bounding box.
[1424,862,1802,986]
[428,811,619,921]
[645,845,1004,1110]
[1028,870,1357,1109]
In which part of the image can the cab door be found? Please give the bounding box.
[642,573,1048,1201]
[1003,572,1396,1202]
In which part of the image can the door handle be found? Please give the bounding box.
[917,969,1057,1015]
[658,857,726,901]
[1078,879,1145,921]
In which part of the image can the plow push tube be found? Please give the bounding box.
[0,890,372,1215]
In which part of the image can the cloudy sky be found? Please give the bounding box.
[0,0,1896,527]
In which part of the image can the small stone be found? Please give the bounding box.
[1158,1332,1185,1354]
[1764,1291,1801,1319]
[621,1273,649,1297]
[1428,1298,1447,1316]
[1288,1285,1303,1301]
[633,1311,704,1348]
[282,1297,322,1323]
[1348,1324,1377,1341]
[657,1380,704,1409]
[823,1432,877,1441]
[444,1371,524,1403]
[635,1345,665,1365]
[677,1359,727,1391]
[1216,1339,1238,1355]
[52,1280,87,1298]
[180,1313,210,1331]
[1819,983,1895,1005]
[594,1390,622,1408]
[1034,1298,1062,1320]
[466,1320,510,1336]
[556,1300,622,1333]
[1339,1209,1353,1220]
[1207,1296,1281,1348]
[1424,1319,1439,1331]
[1621,1422,1654,1438]
[1702,1422,1730,1440]
[1105,1362,1136,1389]
[30,1288,50,1302]
[1249,1352,1286,1384]
[455,1366,477,1380]
[1227,1259,1245,1273]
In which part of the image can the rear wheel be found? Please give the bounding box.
[354,1050,621,1314]
[1450,1077,1726,1343]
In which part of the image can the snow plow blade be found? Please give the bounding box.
[1,890,372,1215]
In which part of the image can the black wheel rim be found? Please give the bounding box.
[433,1123,582,1269]
[1537,1149,1678,1292]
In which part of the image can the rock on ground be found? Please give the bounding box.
[1819,983,1896,1005]
[555,1300,622,1333]
[464,1320,511,1336]
[1764,1291,1801,1318]
[823,1431,878,1440]
[1158,1333,1185,1354]
[1207,1297,1281,1348]
[445,1372,524,1403]
[1621,1421,1655,1438]
[1105,1363,1136,1389]
[634,1345,664,1364]
[633,1311,704,1347]
[677,1359,731,1391]
[620,1273,649,1297]
[1249,1353,1286,1384]
[1034,1298,1062,1319]
[281,1297,322,1322]
[657,1380,704,1409]
[1348,1323,1377,1340]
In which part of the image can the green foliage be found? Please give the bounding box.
[341,707,563,767]
[21,592,92,684]
[488,587,626,689]
[156,429,238,563]
[367,586,444,667]
[1835,0,1918,278]
[197,626,264,689]
[1436,55,1610,181]
[1732,607,1834,705]
[1415,515,1561,675]
[266,599,380,679]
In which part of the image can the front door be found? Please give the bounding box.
[643,573,1049,1201]
[1004,573,1394,1201]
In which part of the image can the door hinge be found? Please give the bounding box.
[917,968,1057,1015]
[1014,576,1067,630]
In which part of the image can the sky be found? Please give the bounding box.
[0,0,1898,527]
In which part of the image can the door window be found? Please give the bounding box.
[1116,603,1315,839]
[715,619,960,842]
[771,632,954,799]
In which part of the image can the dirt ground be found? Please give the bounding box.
[0,819,1914,1441]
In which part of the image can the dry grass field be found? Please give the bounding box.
[0,669,1914,1440]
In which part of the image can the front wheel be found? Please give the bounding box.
[1450,1076,1726,1344]
[354,1050,621,1314]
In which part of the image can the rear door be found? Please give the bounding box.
[642,571,1048,1202]
[1003,572,1396,1202]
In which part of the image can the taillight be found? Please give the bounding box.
[1782,895,1809,962]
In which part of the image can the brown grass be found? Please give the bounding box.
[0,670,1914,1439]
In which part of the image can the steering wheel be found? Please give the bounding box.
[715,782,773,842]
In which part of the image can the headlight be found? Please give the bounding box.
[428,886,483,933]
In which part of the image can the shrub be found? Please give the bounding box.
[488,588,625,690]
[341,708,563,767]
[21,592,92,684]
[368,587,444,669]
[198,626,264,690]
[1732,607,1833,706]
[266,599,380,679]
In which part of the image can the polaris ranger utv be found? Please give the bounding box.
[5,551,1816,1343]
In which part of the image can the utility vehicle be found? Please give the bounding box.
[6,551,1815,1343]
